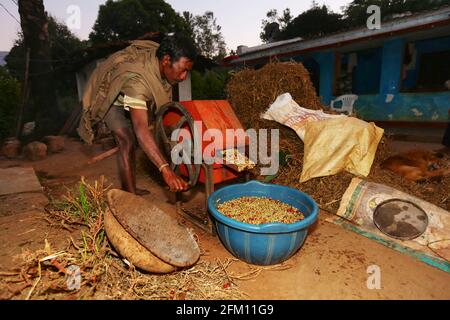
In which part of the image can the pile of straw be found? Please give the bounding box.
[227,62,449,212]
[227,62,323,130]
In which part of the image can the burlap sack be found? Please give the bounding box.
[300,117,384,182]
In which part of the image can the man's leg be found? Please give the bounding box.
[112,127,137,194]
[104,105,149,195]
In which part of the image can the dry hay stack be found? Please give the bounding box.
[227,61,323,129]
[226,62,449,213]
[227,61,324,170]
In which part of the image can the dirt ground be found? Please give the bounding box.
[0,138,449,300]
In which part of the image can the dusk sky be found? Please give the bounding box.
[0,0,351,52]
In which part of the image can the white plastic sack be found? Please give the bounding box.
[261,93,345,141]
[262,93,384,182]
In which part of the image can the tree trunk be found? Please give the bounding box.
[18,0,61,137]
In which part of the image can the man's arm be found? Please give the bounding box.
[129,108,188,192]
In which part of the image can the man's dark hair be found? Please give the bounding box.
[156,33,197,62]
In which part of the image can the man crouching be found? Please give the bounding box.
[78,34,194,194]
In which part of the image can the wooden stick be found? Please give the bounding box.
[88,147,119,165]
[15,48,31,138]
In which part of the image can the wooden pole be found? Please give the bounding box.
[88,147,119,165]
[15,47,31,138]
[18,0,61,135]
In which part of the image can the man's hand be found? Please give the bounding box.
[130,108,189,193]
[161,166,189,192]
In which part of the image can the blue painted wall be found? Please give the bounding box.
[313,51,335,105]
[403,36,450,90]
[307,36,450,122]
[354,92,450,122]
[352,48,382,95]
[379,38,405,96]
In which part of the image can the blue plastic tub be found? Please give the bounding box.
[208,180,318,265]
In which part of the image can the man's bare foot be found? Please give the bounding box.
[135,188,150,196]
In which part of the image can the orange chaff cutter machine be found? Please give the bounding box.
[155,100,254,233]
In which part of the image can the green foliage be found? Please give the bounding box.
[282,4,345,40]
[191,69,229,100]
[260,0,450,43]
[261,4,344,42]
[5,16,84,127]
[53,177,109,224]
[0,66,21,140]
[260,8,293,43]
[89,0,189,44]
[344,0,450,27]
[6,16,84,89]
[182,11,227,61]
[78,182,91,224]
[89,1,228,61]
[47,17,86,98]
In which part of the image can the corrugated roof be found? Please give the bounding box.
[228,5,450,64]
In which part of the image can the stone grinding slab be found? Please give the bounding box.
[106,189,200,267]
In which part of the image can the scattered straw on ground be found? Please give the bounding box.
[227,61,450,212]
[0,177,291,300]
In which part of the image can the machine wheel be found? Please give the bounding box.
[155,102,201,187]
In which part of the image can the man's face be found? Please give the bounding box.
[160,55,194,85]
